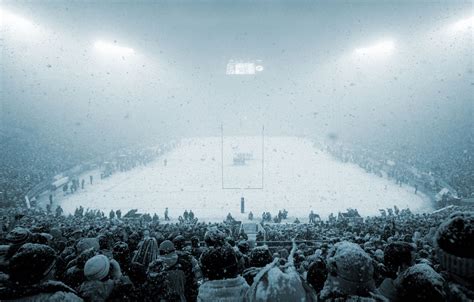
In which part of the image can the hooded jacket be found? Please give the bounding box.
[198,276,249,302]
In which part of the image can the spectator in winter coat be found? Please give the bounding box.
[306,256,328,292]
[0,243,83,301]
[78,254,123,302]
[319,241,385,301]
[396,263,446,302]
[4,227,32,262]
[246,241,317,302]
[157,240,198,302]
[242,245,273,285]
[198,244,249,302]
[377,241,415,301]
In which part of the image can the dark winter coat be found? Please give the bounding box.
[0,280,83,302]
[176,251,199,302]
[145,252,198,302]
[78,279,114,302]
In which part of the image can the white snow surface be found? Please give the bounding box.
[59,137,432,221]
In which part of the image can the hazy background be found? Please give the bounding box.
[1,0,472,158]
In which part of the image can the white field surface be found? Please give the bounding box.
[58,137,432,221]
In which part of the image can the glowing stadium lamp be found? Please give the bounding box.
[94,40,135,56]
[449,16,474,32]
[354,40,395,56]
[0,7,39,36]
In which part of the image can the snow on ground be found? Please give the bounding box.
[58,137,433,221]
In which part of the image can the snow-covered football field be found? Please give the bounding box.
[58,137,432,221]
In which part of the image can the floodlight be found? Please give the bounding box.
[94,40,135,56]
[355,40,395,56]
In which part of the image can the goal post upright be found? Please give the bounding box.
[221,123,224,190]
[261,125,264,189]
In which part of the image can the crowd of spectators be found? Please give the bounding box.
[0,204,472,301]
[324,141,474,199]
[0,127,166,208]
[1,129,473,300]
[0,129,86,207]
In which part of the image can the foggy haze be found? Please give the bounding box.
[1,0,473,158]
[1,4,474,300]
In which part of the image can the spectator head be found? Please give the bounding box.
[374,249,384,262]
[200,245,239,280]
[97,234,109,250]
[306,257,328,292]
[249,246,273,268]
[248,259,317,302]
[190,236,200,248]
[69,229,83,240]
[76,237,100,254]
[383,241,415,278]
[76,247,98,269]
[435,211,474,280]
[49,227,62,239]
[324,241,375,297]
[278,248,289,259]
[159,240,178,268]
[172,235,185,251]
[204,228,226,247]
[84,254,110,281]
[237,240,250,254]
[113,241,130,264]
[6,227,31,246]
[9,243,56,285]
[397,263,446,302]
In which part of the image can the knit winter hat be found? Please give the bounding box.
[397,263,446,302]
[9,243,56,284]
[250,246,273,268]
[6,227,31,245]
[84,254,110,281]
[435,211,474,279]
[326,241,375,295]
[157,239,178,268]
[159,240,175,254]
[200,245,239,280]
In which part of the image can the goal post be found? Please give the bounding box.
[221,124,264,190]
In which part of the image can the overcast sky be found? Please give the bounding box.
[1,0,472,155]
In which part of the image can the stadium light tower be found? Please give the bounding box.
[354,40,395,56]
[94,40,135,56]
[0,7,40,37]
[449,16,474,32]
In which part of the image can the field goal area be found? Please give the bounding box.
[221,126,264,189]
